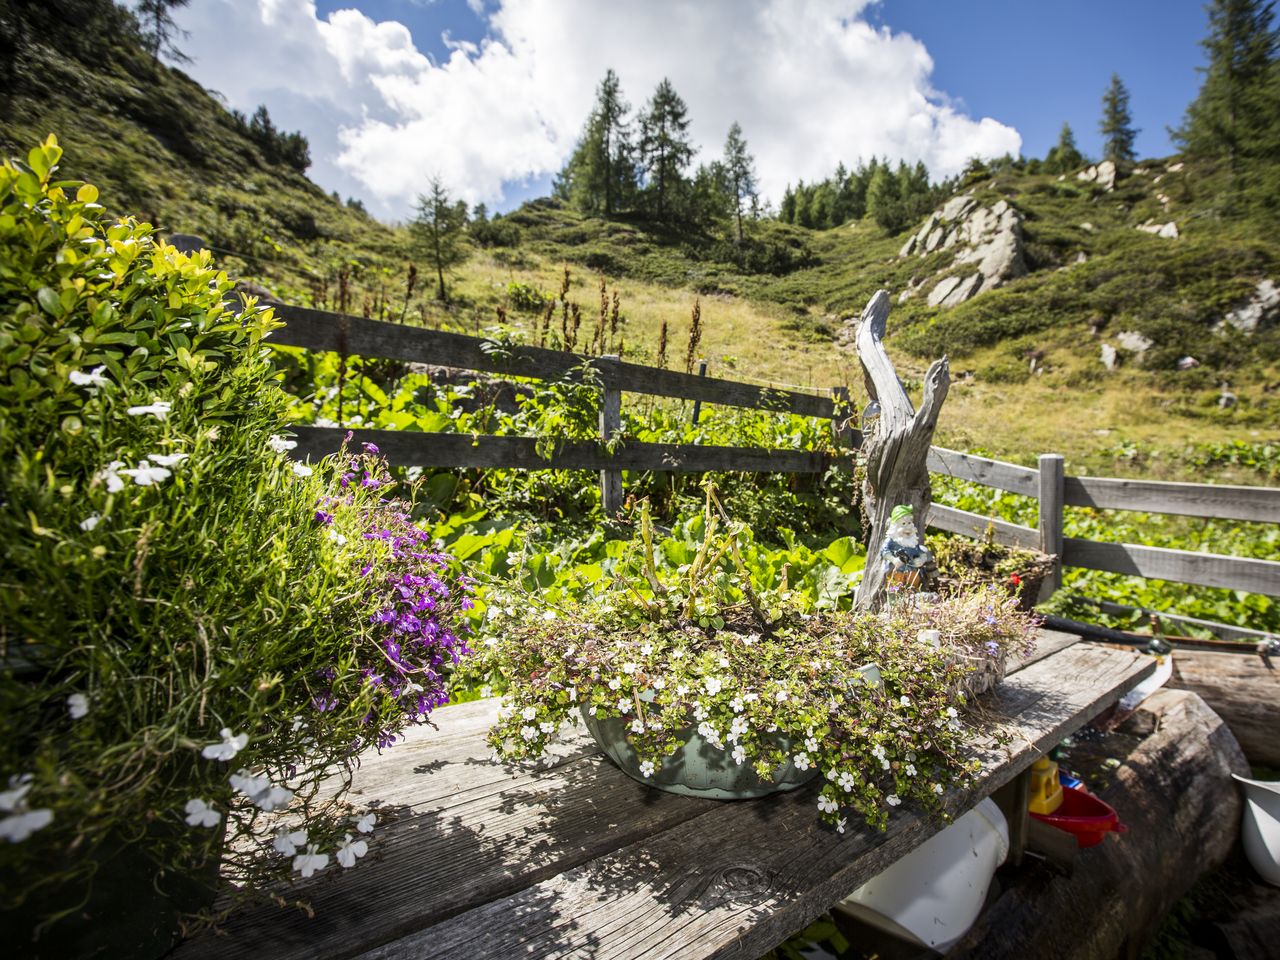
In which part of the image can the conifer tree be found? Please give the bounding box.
[411,177,469,303]
[638,78,694,222]
[561,69,636,216]
[721,122,758,242]
[1045,122,1084,173]
[864,164,896,224]
[1175,0,1279,177]
[1100,73,1139,164]
[137,0,191,64]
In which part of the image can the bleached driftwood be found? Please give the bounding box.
[854,290,950,610]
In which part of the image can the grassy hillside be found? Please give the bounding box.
[3,0,1277,480]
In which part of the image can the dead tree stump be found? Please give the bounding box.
[854,290,950,610]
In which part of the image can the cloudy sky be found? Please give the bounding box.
[173,0,1208,222]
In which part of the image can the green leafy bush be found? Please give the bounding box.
[0,138,472,941]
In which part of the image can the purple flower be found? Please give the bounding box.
[315,510,334,525]
[362,442,380,455]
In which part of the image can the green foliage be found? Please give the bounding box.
[721,121,758,242]
[1044,122,1085,173]
[778,158,946,234]
[0,139,468,934]
[638,78,695,222]
[558,69,638,218]
[233,105,311,174]
[411,177,470,302]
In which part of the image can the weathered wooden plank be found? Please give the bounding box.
[175,707,716,960]
[272,306,834,417]
[927,447,1040,497]
[1064,474,1280,523]
[599,358,623,515]
[925,503,1040,549]
[287,426,850,475]
[1061,537,1280,596]
[1010,629,1081,671]
[1038,454,1065,594]
[352,644,1154,960]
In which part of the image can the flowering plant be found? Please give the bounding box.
[479,492,1038,832]
[0,139,471,945]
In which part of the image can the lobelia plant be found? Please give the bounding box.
[478,487,1040,832]
[0,137,472,951]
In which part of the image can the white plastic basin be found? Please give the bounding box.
[839,797,1008,951]
[1234,774,1280,887]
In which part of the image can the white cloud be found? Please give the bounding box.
[174,0,1021,220]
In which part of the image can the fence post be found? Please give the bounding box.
[1038,453,1065,595]
[599,355,623,517]
[690,359,708,424]
[830,385,857,449]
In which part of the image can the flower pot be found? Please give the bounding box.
[580,706,817,799]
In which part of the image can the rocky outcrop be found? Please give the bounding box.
[1076,159,1118,191]
[1218,278,1279,334]
[1136,220,1179,239]
[900,195,1027,308]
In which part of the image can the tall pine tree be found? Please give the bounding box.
[1099,73,1139,164]
[560,69,636,217]
[721,122,758,242]
[1175,0,1279,178]
[638,78,694,222]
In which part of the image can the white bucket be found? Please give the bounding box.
[1234,774,1280,887]
[839,797,1009,951]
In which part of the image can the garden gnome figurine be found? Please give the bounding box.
[880,505,933,593]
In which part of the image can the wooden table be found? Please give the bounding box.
[178,633,1153,960]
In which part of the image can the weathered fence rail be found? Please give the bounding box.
[272,304,1280,599]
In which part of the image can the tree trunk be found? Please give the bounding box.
[1169,646,1280,767]
[943,689,1248,960]
[853,290,950,610]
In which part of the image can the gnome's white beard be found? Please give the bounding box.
[886,518,919,548]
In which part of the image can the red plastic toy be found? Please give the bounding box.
[1029,785,1128,848]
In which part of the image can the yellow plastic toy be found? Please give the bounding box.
[1028,756,1064,815]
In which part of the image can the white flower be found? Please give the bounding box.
[480,685,493,699]
[67,693,89,720]
[743,633,759,646]
[730,697,745,714]
[887,794,902,807]
[69,365,110,389]
[870,744,887,762]
[718,657,730,669]
[692,702,708,721]
[728,717,749,740]
[732,744,747,765]
[292,462,313,477]
[818,795,839,814]
[0,779,32,813]
[229,769,293,811]
[743,692,759,703]
[629,719,645,734]
[202,728,249,761]
[704,677,723,696]
[293,845,329,878]
[836,817,847,835]
[521,706,537,721]
[327,529,347,546]
[905,763,917,777]
[616,697,631,713]
[267,435,298,454]
[314,417,338,428]
[946,706,959,719]
[273,827,308,856]
[96,460,126,493]
[184,798,221,828]
[520,725,537,741]
[539,721,555,735]
[119,460,171,486]
[0,809,54,842]
[126,401,172,421]
[774,689,788,702]
[621,661,636,675]
[639,760,655,778]
[676,684,690,697]
[899,695,911,707]
[541,610,556,622]
[335,833,369,869]
[793,753,811,772]
[934,783,944,795]
[651,679,664,691]
[79,513,101,532]
[149,453,189,467]
[608,678,622,691]
[804,736,819,753]
[355,813,376,834]
[838,771,856,792]
[640,643,653,656]
[918,629,942,648]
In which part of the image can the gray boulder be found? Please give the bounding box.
[1218,278,1279,334]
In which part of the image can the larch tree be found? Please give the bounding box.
[412,178,469,303]
[638,78,694,222]
[561,69,635,216]
[721,122,758,243]
[137,0,191,64]
[1100,73,1139,165]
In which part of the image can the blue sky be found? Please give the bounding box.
[176,1,1214,220]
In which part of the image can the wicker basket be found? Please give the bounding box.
[931,538,1057,612]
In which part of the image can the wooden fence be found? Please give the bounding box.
[273,304,1280,599]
